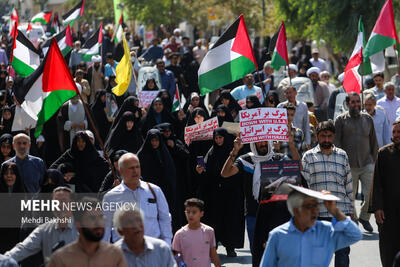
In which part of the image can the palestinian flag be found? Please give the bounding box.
[81,23,103,62]
[363,0,399,73]
[11,30,41,77]
[198,15,257,95]
[31,11,52,24]
[172,85,181,112]
[270,21,289,70]
[20,38,79,137]
[62,0,85,26]
[42,25,73,56]
[9,6,19,38]
[343,18,371,93]
[114,14,123,43]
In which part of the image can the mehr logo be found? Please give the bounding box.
[21,199,136,212]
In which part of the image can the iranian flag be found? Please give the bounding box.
[363,0,399,74]
[81,23,103,62]
[9,6,19,38]
[31,11,52,24]
[62,0,85,26]
[198,15,257,95]
[42,25,73,56]
[20,38,79,137]
[343,18,370,93]
[172,85,181,112]
[270,21,289,70]
[114,14,123,43]
[26,23,32,34]
[11,30,41,77]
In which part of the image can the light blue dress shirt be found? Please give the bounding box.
[260,217,362,267]
[103,180,172,245]
[230,85,264,104]
[105,61,119,78]
[365,108,391,148]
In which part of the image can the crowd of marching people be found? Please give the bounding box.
[0,20,400,267]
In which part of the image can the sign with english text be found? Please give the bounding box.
[239,107,288,144]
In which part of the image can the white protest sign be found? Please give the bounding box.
[239,107,288,144]
[138,90,159,108]
[184,117,219,145]
[237,91,262,109]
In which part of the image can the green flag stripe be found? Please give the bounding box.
[271,51,287,70]
[364,34,396,58]
[12,57,35,77]
[35,89,77,137]
[199,56,255,96]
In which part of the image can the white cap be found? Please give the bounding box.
[92,55,102,63]
[36,135,45,143]
[278,183,341,201]
[306,67,321,77]
[173,28,181,34]
[288,64,298,72]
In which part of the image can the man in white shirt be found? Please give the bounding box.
[103,153,172,244]
[377,82,400,127]
[309,48,327,72]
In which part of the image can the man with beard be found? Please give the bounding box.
[298,67,330,121]
[4,134,46,193]
[370,120,400,267]
[302,121,354,267]
[231,74,264,104]
[334,92,378,233]
[48,197,127,267]
[221,132,300,263]
[86,55,105,103]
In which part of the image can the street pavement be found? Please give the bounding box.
[216,200,380,267]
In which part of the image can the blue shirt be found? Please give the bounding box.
[5,155,46,193]
[141,45,164,63]
[0,254,18,267]
[159,70,176,97]
[366,108,391,148]
[260,217,362,267]
[230,85,264,104]
[103,180,173,245]
[104,61,119,78]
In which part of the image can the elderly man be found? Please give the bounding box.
[103,153,172,244]
[4,134,46,193]
[377,82,400,128]
[277,86,311,146]
[370,120,400,267]
[113,204,176,267]
[254,61,275,98]
[335,92,378,232]
[298,67,330,121]
[231,74,264,105]
[260,184,362,267]
[6,187,78,264]
[87,55,105,103]
[48,197,127,267]
[277,64,298,102]
[309,48,327,71]
[364,93,391,148]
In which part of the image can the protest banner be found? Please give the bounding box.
[237,91,262,108]
[184,117,219,145]
[239,107,288,144]
[259,160,301,201]
[138,90,159,108]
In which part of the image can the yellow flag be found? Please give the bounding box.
[112,34,132,96]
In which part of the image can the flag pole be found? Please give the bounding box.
[361,48,364,109]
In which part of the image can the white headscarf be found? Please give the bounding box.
[239,141,275,200]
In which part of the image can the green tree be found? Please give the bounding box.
[274,0,400,53]
[65,0,115,25]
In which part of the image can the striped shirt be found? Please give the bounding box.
[301,145,353,217]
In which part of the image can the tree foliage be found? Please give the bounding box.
[274,0,400,54]
[65,0,115,24]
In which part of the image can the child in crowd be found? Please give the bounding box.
[172,198,221,267]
